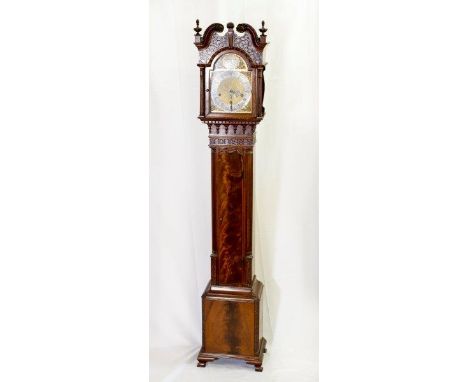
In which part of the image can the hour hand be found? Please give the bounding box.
[229,89,242,97]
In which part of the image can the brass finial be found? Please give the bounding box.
[259,20,267,36]
[194,19,202,36]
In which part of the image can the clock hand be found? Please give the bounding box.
[230,89,242,97]
[229,89,234,104]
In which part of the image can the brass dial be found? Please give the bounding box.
[210,53,252,113]
[211,71,252,112]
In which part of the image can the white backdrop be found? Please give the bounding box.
[150,1,318,381]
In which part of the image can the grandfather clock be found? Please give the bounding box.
[193,21,268,372]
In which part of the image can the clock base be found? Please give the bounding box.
[197,277,266,371]
[197,337,267,372]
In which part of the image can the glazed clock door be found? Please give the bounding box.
[209,52,254,115]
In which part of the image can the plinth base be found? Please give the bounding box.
[197,277,266,371]
[197,337,267,372]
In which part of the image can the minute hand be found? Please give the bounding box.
[229,89,242,97]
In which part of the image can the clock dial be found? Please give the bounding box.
[210,53,252,113]
[211,71,252,112]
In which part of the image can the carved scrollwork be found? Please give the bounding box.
[198,33,229,64]
[233,33,263,65]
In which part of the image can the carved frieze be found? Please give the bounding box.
[209,136,255,147]
[208,123,256,148]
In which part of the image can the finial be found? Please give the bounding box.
[194,19,202,36]
[259,20,267,36]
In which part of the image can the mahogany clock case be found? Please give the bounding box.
[193,21,269,372]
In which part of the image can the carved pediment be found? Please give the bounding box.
[194,21,267,66]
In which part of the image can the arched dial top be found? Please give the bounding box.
[210,53,252,114]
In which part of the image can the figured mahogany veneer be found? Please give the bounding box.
[198,277,266,371]
[212,148,253,286]
[194,21,268,372]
